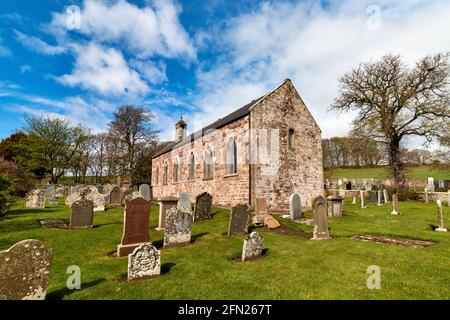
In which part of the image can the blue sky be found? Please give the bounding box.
[1,0,449,143]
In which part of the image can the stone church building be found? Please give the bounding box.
[151,79,323,211]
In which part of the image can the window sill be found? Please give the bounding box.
[203,177,214,181]
[187,179,195,182]
[224,173,238,178]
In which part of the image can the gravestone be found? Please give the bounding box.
[377,190,383,206]
[127,244,161,280]
[45,185,57,205]
[438,180,445,189]
[65,192,80,206]
[435,200,447,232]
[289,193,302,220]
[156,197,178,230]
[163,204,193,248]
[117,197,150,257]
[255,198,269,214]
[85,188,105,212]
[0,239,52,300]
[424,188,429,203]
[328,196,344,218]
[125,191,142,201]
[139,184,151,201]
[242,232,264,262]
[383,189,389,203]
[312,196,331,240]
[369,191,376,203]
[69,198,94,229]
[346,182,352,190]
[25,188,46,209]
[227,204,249,236]
[391,194,399,215]
[69,186,78,195]
[360,190,367,208]
[194,192,212,221]
[178,192,191,211]
[109,187,122,206]
[352,196,356,204]
[264,215,281,229]
[448,190,450,207]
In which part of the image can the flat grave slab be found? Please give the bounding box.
[351,235,434,248]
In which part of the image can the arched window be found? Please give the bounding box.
[226,138,237,175]
[173,160,179,183]
[288,128,295,150]
[163,163,168,185]
[155,167,159,185]
[188,153,195,180]
[203,147,213,180]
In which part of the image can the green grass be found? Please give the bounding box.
[1,197,449,300]
[325,165,450,180]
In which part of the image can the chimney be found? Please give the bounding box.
[175,116,187,141]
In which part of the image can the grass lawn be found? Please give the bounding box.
[1,197,449,300]
[324,165,450,180]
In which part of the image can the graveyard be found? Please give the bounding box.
[0,195,449,300]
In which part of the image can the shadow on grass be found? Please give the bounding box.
[210,209,223,218]
[161,262,176,275]
[191,232,208,243]
[47,278,106,300]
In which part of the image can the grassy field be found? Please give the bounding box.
[0,197,449,300]
[325,165,450,180]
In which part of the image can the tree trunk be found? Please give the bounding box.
[389,137,406,193]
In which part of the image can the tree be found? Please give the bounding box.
[108,105,159,184]
[0,131,28,162]
[331,53,450,192]
[24,115,90,184]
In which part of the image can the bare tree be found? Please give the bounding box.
[331,53,450,192]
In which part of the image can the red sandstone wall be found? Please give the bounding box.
[250,80,324,210]
[151,116,251,207]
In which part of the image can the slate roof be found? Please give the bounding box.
[152,96,263,159]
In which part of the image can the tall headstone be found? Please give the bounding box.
[242,232,264,262]
[424,187,429,204]
[178,192,191,211]
[194,192,212,221]
[289,193,302,220]
[139,184,151,201]
[227,204,249,236]
[163,204,193,248]
[312,196,331,240]
[377,190,383,206]
[156,197,178,231]
[360,190,367,208]
[383,189,389,203]
[85,188,105,212]
[352,196,356,204]
[117,197,150,257]
[391,194,399,215]
[69,198,94,229]
[368,191,376,203]
[45,185,57,205]
[435,200,447,232]
[127,244,161,280]
[328,196,344,218]
[25,188,46,209]
[438,180,445,189]
[0,239,52,300]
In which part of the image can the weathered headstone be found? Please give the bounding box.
[360,190,367,208]
[178,192,191,211]
[369,191,376,203]
[391,194,399,215]
[0,239,52,300]
[39,220,67,229]
[289,193,302,220]
[383,189,389,203]
[25,188,46,209]
[255,198,269,214]
[435,200,447,232]
[156,197,178,231]
[139,184,151,201]
[242,232,264,262]
[438,180,445,189]
[85,188,105,212]
[377,190,383,206]
[65,192,80,206]
[127,244,161,280]
[45,185,57,205]
[227,204,249,236]
[124,191,142,202]
[117,197,150,257]
[328,196,344,218]
[70,198,94,229]
[194,192,212,221]
[163,204,193,248]
[424,187,429,203]
[352,196,356,204]
[109,186,122,206]
[312,196,331,240]
[264,215,281,229]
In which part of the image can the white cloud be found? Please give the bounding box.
[57,42,149,96]
[130,59,167,84]
[192,0,450,139]
[0,37,11,57]
[20,65,32,73]
[49,0,196,61]
[14,29,66,55]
